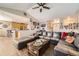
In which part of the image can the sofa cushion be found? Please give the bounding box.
[54,40,79,56]
[74,34,79,50]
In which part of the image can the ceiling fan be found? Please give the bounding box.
[32,3,50,12]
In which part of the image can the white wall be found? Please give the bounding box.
[0,29,7,37]
[0,9,30,23]
[12,29,38,39]
[18,29,37,38]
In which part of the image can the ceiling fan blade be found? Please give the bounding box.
[42,3,46,6]
[37,3,41,6]
[43,6,50,9]
[32,6,39,9]
[40,8,42,12]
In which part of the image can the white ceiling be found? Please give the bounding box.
[0,3,79,22]
[0,3,34,12]
[27,3,79,22]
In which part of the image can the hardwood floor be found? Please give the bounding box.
[0,37,19,56]
[0,37,55,56]
[43,44,55,56]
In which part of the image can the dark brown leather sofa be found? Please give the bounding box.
[18,35,39,50]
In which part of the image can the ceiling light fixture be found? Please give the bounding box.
[32,3,50,12]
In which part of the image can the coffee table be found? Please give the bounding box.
[27,39,50,56]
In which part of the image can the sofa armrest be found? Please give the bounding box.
[54,40,79,56]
